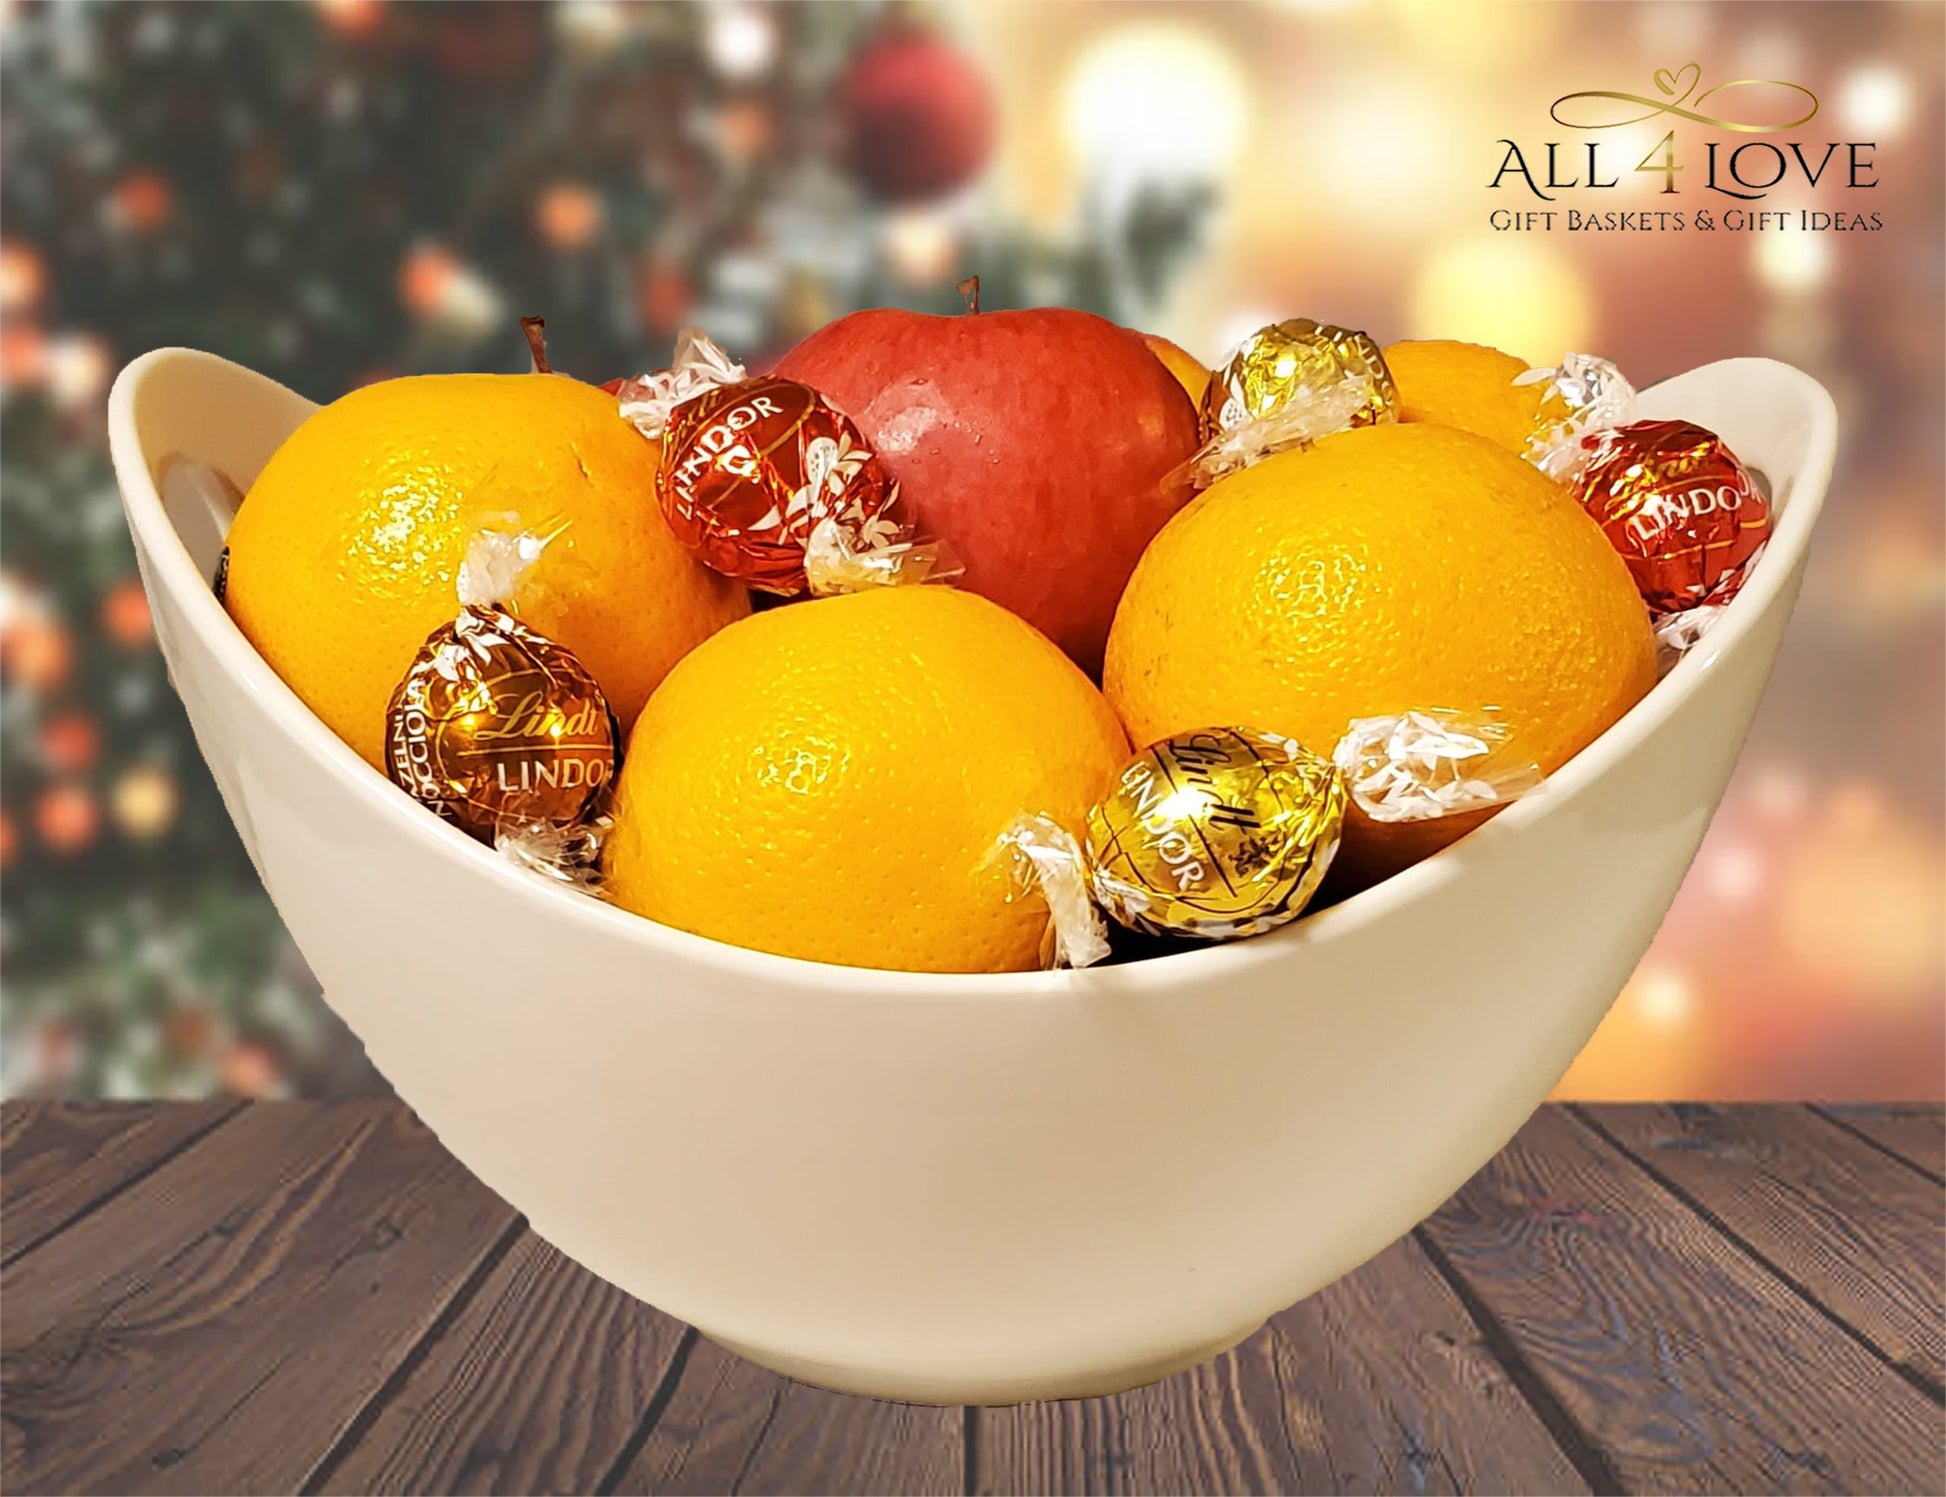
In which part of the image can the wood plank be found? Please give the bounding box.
[979,1234,1588,1496]
[1420,1106,1944,1494]
[612,1333,962,1496]
[315,1231,690,1496]
[1812,1105,1945,1182]
[1,1102,519,1496]
[1,1100,246,1266]
[1580,1104,1946,1394]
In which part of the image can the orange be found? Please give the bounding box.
[605,587,1128,973]
[1103,423,1655,889]
[225,373,748,768]
[1383,338,1545,455]
[1139,331,1211,409]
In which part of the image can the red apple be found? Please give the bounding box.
[773,307,1202,672]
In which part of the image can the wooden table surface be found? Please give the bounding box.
[2,1102,1940,1496]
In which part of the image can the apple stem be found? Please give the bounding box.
[520,315,552,374]
[957,276,980,315]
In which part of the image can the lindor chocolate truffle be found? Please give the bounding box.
[1086,728,1347,940]
[386,529,618,843]
[619,328,945,596]
[1575,418,1771,618]
[1203,319,1398,436]
[1188,318,1398,484]
[1002,711,1547,967]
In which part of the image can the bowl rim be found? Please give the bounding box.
[110,348,1837,999]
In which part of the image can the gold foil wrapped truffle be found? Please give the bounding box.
[1178,319,1399,486]
[1000,715,1541,967]
[1201,318,1398,441]
[1085,727,1346,941]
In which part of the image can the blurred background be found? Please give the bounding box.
[1,0,1939,1100]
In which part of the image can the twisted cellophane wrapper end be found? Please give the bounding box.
[456,521,550,610]
[1518,352,1639,483]
[1654,604,1729,661]
[1332,709,1544,824]
[495,813,611,895]
[1174,377,1383,490]
[802,512,964,596]
[1652,540,1767,667]
[995,813,1112,971]
[617,327,748,440]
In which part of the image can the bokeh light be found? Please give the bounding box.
[1838,63,1914,137]
[314,0,383,41]
[882,206,962,286]
[43,332,112,412]
[1388,0,1566,73]
[703,3,776,82]
[1754,230,1835,295]
[1778,786,1946,1002]
[1408,236,1593,363]
[1734,28,1808,83]
[535,183,604,251]
[1305,76,1462,223]
[111,765,180,841]
[0,239,45,313]
[1061,23,1249,185]
[1636,1,1713,56]
[1553,967,1712,1101]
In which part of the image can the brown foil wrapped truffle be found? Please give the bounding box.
[386,530,618,844]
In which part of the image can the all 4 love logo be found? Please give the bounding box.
[1492,63,1880,206]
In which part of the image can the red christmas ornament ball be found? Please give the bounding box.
[838,29,994,204]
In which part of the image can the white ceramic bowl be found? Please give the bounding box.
[110,350,1834,1404]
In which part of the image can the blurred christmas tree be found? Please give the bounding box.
[0,0,1208,1098]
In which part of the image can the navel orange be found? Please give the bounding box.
[605,587,1129,973]
[1139,331,1212,409]
[1382,338,1545,455]
[1103,422,1656,888]
[225,372,748,768]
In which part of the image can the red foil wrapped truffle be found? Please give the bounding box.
[1576,419,1770,616]
[655,375,905,596]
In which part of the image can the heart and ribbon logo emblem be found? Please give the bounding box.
[1551,64,1819,132]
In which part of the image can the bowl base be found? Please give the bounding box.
[700,1319,1267,1405]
